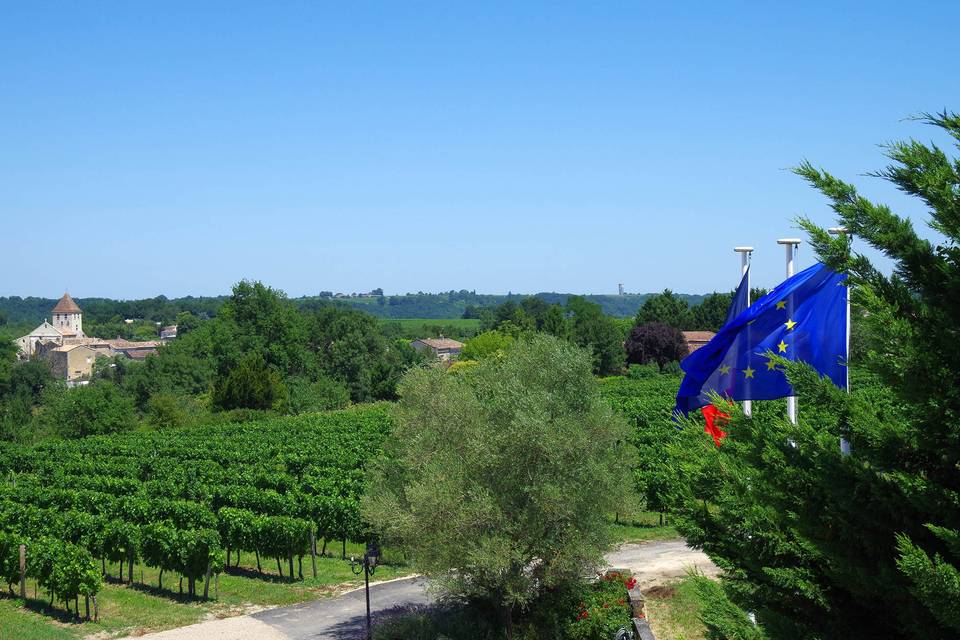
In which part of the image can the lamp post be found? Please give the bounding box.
[734,246,754,417]
[350,539,380,640]
[828,226,853,456]
[777,238,802,424]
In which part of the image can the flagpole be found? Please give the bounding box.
[734,246,753,417]
[829,226,853,456]
[777,238,802,425]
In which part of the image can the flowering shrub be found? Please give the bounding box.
[564,576,633,640]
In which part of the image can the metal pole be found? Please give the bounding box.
[829,227,853,456]
[364,557,372,639]
[777,239,801,424]
[734,247,754,417]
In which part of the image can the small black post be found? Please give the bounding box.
[364,560,371,639]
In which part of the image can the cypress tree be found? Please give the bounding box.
[673,112,960,639]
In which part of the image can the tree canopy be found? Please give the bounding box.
[363,335,631,630]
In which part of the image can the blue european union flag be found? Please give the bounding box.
[726,266,750,325]
[675,262,847,415]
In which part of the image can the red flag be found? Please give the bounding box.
[701,404,730,446]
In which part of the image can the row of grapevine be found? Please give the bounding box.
[0,405,393,613]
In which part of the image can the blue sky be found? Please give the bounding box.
[2,1,958,299]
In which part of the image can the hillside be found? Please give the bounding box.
[0,290,709,325]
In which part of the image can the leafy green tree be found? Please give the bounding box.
[38,382,137,438]
[460,330,514,360]
[216,280,314,377]
[213,352,287,411]
[566,296,625,376]
[174,310,201,336]
[286,375,350,414]
[673,112,960,639]
[364,335,630,635]
[542,304,570,339]
[307,306,394,402]
[635,290,693,329]
[690,291,733,331]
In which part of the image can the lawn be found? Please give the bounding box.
[644,576,709,640]
[609,511,678,544]
[0,541,412,640]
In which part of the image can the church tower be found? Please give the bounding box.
[51,292,84,337]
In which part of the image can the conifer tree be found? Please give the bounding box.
[673,112,960,639]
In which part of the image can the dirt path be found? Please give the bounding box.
[124,539,715,640]
[605,538,719,589]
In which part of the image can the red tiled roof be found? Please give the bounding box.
[682,331,716,353]
[52,293,82,314]
[414,338,464,350]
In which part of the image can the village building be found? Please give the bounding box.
[45,344,99,383]
[14,293,168,382]
[682,330,716,354]
[411,337,464,362]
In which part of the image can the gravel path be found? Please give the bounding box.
[126,540,715,640]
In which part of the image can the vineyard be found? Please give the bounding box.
[0,405,392,619]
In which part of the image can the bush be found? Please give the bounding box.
[460,330,513,361]
[373,577,633,640]
[286,376,350,414]
[39,382,137,439]
[147,393,205,429]
[627,363,660,379]
[213,353,288,411]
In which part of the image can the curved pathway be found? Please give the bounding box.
[128,540,715,640]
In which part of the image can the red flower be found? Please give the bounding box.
[577,610,590,620]
[625,577,637,590]
[603,602,610,608]
[617,598,626,605]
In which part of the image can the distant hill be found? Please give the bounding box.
[0,290,710,325]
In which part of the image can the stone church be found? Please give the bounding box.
[15,293,166,383]
[15,292,86,357]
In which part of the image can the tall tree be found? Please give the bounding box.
[635,289,693,329]
[674,112,960,639]
[624,321,688,369]
[567,296,625,375]
[364,335,630,635]
[690,291,734,331]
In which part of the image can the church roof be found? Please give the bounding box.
[52,293,82,314]
[26,321,64,338]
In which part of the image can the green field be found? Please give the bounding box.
[380,317,481,340]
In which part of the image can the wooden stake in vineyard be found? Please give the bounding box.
[19,544,26,599]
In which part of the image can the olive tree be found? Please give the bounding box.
[363,334,631,635]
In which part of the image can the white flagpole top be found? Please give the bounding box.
[733,246,754,253]
[777,238,802,245]
[828,227,850,235]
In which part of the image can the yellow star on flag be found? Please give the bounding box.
[766,358,778,371]
[743,366,755,379]
[777,340,788,353]
[785,319,797,331]
[776,300,787,310]
[719,364,731,375]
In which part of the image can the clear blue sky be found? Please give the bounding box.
[3,1,958,299]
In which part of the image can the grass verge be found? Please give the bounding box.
[644,575,709,640]
[0,540,412,640]
[609,511,678,543]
